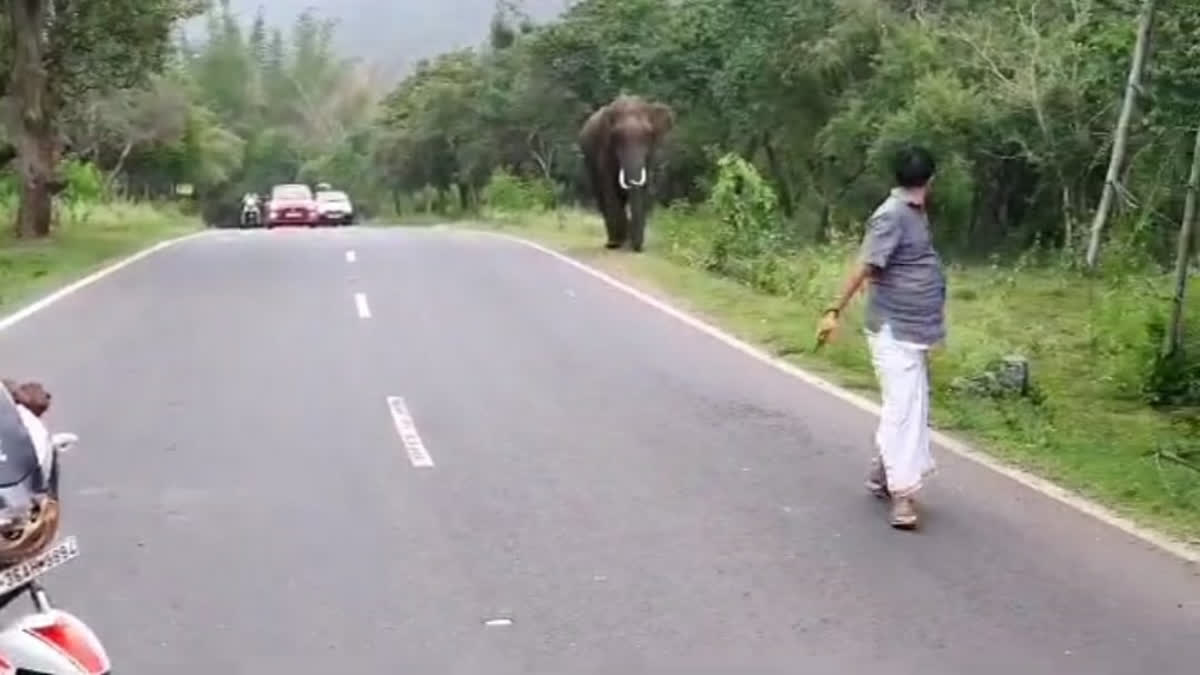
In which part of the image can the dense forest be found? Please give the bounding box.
[1,0,1199,535]
[9,0,1198,268]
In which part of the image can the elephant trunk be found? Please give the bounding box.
[616,143,651,192]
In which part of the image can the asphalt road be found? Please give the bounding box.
[0,226,1197,674]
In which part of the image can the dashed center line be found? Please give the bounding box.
[386,396,434,468]
[354,292,371,318]
[345,250,357,262]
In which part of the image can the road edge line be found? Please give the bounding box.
[472,227,1199,565]
[0,229,214,333]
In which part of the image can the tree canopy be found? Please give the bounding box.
[336,0,1194,265]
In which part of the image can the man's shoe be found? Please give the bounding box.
[889,497,919,530]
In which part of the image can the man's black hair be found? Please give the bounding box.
[893,145,936,189]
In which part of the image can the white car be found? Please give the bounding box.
[315,190,355,225]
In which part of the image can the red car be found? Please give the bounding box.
[266,183,319,228]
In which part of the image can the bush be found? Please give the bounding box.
[481,168,557,214]
[655,156,830,297]
[1142,315,1200,407]
[704,154,781,275]
[60,159,106,204]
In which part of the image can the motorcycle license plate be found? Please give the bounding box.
[0,537,78,595]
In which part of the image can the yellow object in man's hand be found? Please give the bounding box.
[815,309,840,350]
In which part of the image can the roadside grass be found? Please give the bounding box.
[0,200,201,314]
[471,207,1200,546]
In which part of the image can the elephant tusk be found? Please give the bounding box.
[630,168,647,187]
[618,168,629,190]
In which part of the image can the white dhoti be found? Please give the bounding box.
[866,323,936,497]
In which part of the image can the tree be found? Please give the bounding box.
[2,0,205,237]
[98,77,192,193]
[61,75,191,195]
[1084,0,1158,268]
[248,7,268,70]
[1163,124,1199,358]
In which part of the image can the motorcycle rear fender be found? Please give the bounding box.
[0,609,110,674]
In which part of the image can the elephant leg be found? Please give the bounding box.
[627,189,647,252]
[597,195,618,247]
[602,208,622,249]
[601,185,628,248]
[586,159,623,249]
[599,196,624,248]
[612,187,631,247]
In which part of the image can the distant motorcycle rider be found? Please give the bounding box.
[241,192,261,224]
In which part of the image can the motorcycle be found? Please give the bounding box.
[0,389,110,674]
[240,201,261,228]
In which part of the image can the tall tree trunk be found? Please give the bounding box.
[104,141,135,195]
[1162,125,1200,358]
[7,0,64,238]
[761,133,794,218]
[1061,185,1074,252]
[742,134,761,161]
[962,181,982,252]
[815,202,831,243]
[1084,0,1157,269]
[457,181,471,212]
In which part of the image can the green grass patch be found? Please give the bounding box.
[469,207,1200,546]
[0,200,201,313]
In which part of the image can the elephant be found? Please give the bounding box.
[578,95,675,252]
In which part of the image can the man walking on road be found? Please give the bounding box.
[816,145,946,530]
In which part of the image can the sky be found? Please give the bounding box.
[194,0,568,79]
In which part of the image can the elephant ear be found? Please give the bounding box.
[648,102,675,139]
[579,104,612,151]
[597,100,624,128]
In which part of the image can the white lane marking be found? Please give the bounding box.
[386,396,434,468]
[0,230,214,333]
[473,228,1200,564]
[354,292,371,319]
[345,250,357,263]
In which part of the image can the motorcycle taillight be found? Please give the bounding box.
[28,620,108,674]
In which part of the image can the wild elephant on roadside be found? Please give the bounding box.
[578,95,675,252]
